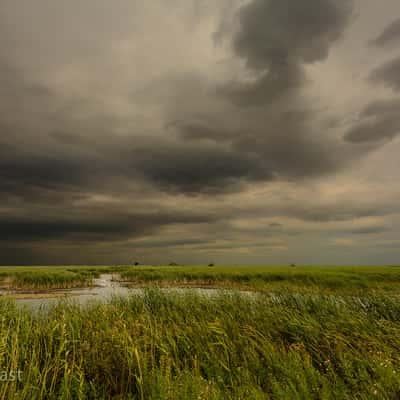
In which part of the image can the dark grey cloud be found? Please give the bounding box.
[0,206,219,264]
[233,0,353,69]
[0,0,357,202]
[344,117,400,143]
[130,140,274,193]
[369,55,400,91]
[0,149,86,193]
[344,98,400,143]
[231,127,341,179]
[178,0,359,195]
[0,0,399,265]
[0,211,215,243]
[0,246,44,266]
[362,98,400,116]
[221,0,353,106]
[0,218,133,242]
[167,106,352,192]
[220,64,305,107]
[370,18,400,48]
[0,134,116,202]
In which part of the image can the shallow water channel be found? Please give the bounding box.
[2,274,250,311]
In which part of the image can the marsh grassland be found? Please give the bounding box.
[0,266,98,291]
[0,265,400,399]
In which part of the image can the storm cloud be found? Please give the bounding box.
[0,211,215,243]
[220,0,353,106]
[1,0,400,265]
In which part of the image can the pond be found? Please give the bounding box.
[1,274,253,311]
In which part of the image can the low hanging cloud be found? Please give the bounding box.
[0,211,215,243]
[130,141,272,194]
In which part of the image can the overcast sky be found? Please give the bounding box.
[1,0,400,265]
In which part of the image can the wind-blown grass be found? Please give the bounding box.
[0,268,96,290]
[9,271,93,290]
[119,265,400,293]
[0,290,399,399]
[2,265,400,292]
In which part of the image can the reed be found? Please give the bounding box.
[118,265,400,294]
[11,272,93,290]
[0,270,95,290]
[0,289,399,399]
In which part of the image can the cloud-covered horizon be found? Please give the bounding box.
[1,0,400,265]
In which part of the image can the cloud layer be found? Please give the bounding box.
[1,0,400,265]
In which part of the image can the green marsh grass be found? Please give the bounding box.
[0,289,400,399]
[0,265,400,398]
[118,265,400,294]
[0,267,97,290]
[10,271,92,290]
[4,265,400,293]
